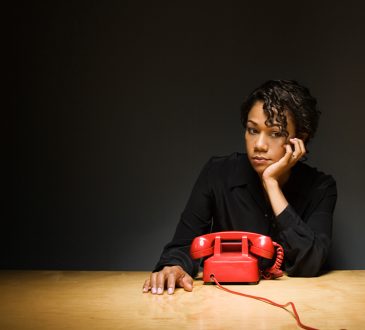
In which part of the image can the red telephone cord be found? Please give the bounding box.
[210,275,318,330]
[209,243,317,330]
[262,242,285,279]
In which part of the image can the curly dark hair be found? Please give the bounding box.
[240,80,320,144]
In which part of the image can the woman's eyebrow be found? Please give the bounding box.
[247,119,258,125]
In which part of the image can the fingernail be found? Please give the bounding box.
[142,287,148,293]
[157,288,163,294]
[167,288,174,295]
[151,287,157,294]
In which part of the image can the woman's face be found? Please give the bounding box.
[245,101,296,176]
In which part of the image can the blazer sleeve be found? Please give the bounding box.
[153,158,215,277]
[275,175,337,276]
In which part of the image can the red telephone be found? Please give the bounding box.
[190,231,284,283]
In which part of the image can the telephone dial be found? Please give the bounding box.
[190,231,284,283]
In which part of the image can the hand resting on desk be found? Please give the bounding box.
[142,265,193,295]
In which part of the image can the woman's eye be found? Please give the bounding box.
[271,131,283,138]
[247,127,257,135]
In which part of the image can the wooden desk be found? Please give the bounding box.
[0,270,364,329]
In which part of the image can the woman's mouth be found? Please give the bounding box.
[252,156,270,165]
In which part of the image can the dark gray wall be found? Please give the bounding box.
[6,1,365,270]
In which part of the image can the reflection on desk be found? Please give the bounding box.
[0,270,364,329]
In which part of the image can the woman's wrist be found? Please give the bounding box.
[262,178,289,216]
[262,176,279,192]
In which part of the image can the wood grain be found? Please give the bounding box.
[0,270,364,329]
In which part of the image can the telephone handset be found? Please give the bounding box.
[190,231,283,283]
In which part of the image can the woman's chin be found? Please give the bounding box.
[251,164,267,176]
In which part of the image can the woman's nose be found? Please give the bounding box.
[254,133,268,151]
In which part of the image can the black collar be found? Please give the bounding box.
[228,154,269,212]
[228,153,259,189]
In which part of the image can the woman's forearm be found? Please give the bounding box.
[262,178,289,216]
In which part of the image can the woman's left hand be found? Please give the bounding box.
[262,138,306,184]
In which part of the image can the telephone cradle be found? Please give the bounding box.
[190,231,284,283]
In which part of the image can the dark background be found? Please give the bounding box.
[6,1,365,270]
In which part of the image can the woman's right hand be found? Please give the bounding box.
[142,265,193,295]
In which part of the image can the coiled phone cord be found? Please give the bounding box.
[210,274,318,330]
[262,242,284,279]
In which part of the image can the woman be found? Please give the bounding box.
[143,80,337,295]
